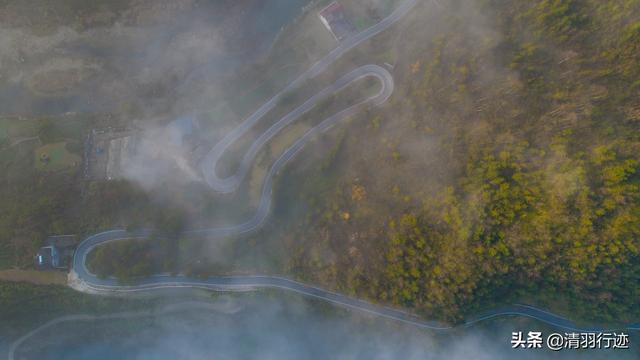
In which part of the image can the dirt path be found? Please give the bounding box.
[9,136,40,147]
[0,269,66,286]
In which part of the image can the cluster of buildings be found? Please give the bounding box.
[82,116,210,182]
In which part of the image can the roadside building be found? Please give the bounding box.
[35,235,76,270]
[35,247,55,269]
[318,2,356,41]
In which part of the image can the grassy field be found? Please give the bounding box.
[0,120,7,142]
[34,141,81,172]
[0,243,12,270]
[0,117,37,143]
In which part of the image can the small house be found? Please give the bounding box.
[318,2,356,41]
[35,235,76,270]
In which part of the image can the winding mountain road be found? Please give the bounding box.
[39,0,637,354]
[200,0,414,193]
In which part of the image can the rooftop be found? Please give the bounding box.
[318,2,356,42]
[35,246,57,269]
[319,2,345,19]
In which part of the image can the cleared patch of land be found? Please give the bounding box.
[0,269,67,285]
[34,141,81,172]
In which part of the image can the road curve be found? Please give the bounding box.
[201,0,417,193]
[201,65,392,194]
[58,0,637,351]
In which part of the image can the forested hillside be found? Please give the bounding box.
[285,0,640,324]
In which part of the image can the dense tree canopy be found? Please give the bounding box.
[285,0,640,325]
